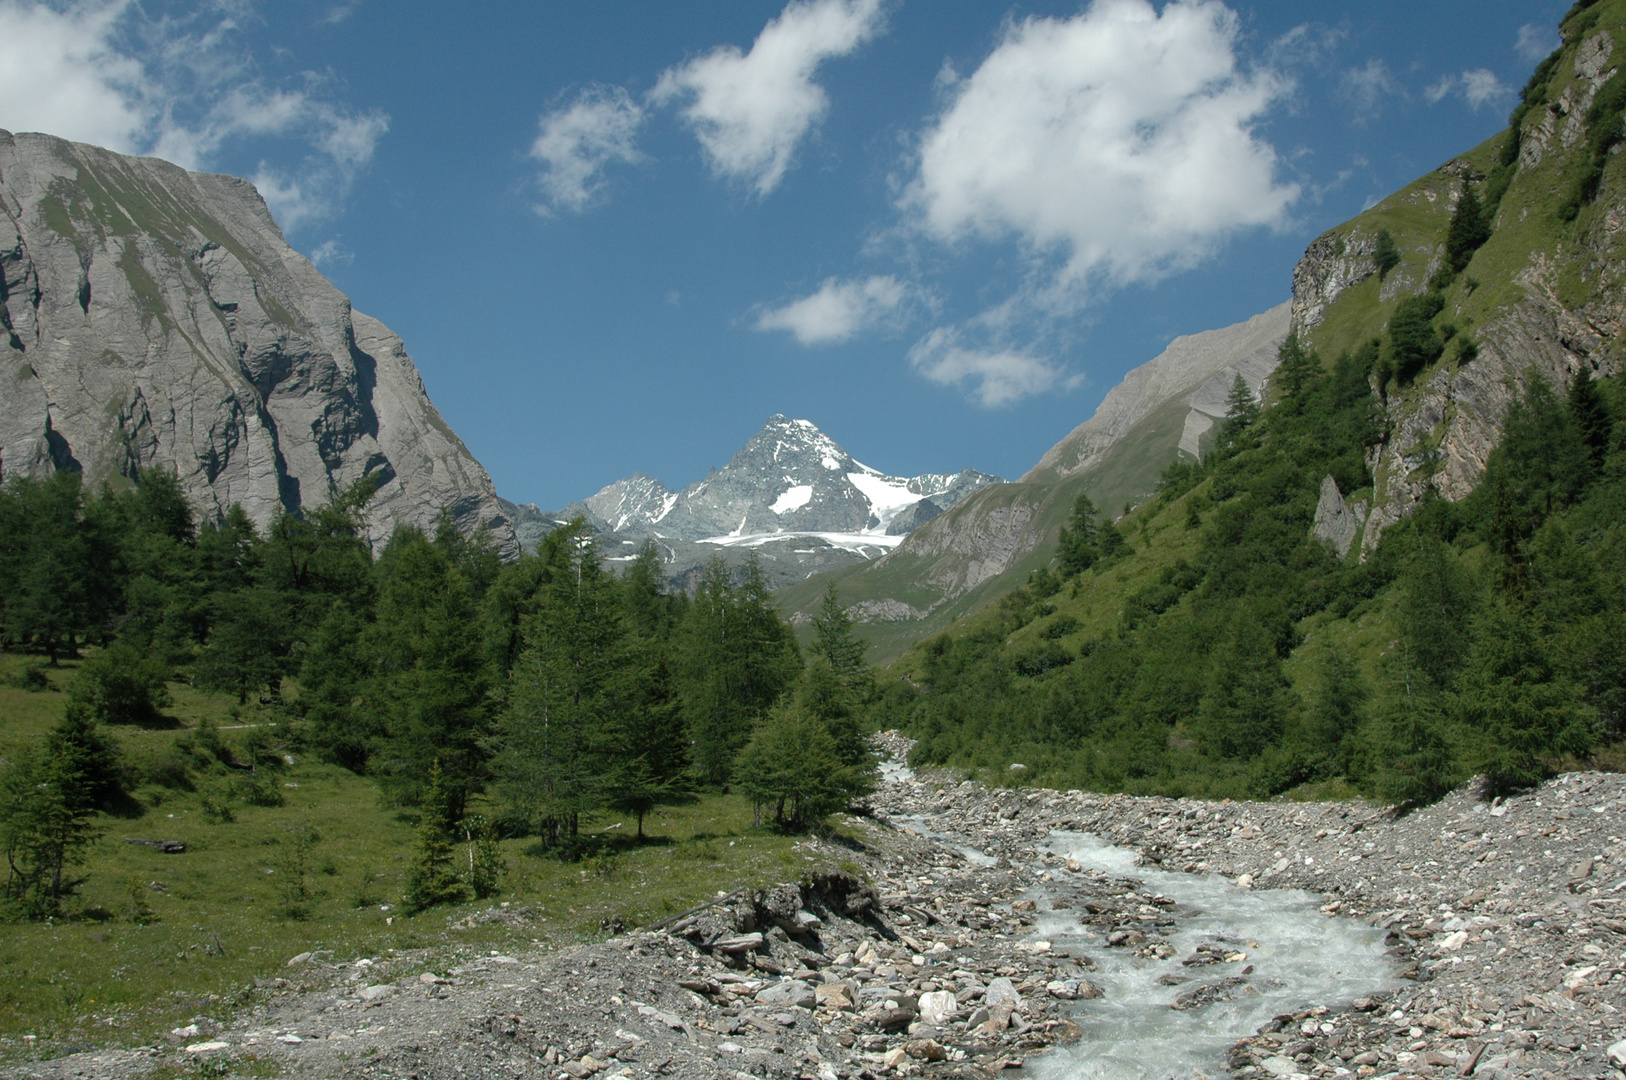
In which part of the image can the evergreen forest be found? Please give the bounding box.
[0,475,877,922]
[895,342,1626,805]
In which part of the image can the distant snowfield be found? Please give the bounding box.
[844,469,928,530]
[698,530,906,555]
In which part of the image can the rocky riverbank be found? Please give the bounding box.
[8,736,1625,1080]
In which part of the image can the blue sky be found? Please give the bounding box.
[0,0,1569,508]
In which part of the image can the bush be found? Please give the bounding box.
[71,643,173,725]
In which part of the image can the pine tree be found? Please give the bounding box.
[492,522,624,852]
[675,556,799,787]
[0,705,118,916]
[404,762,468,913]
[1372,228,1401,280]
[1191,611,1292,760]
[1569,366,1613,471]
[811,582,868,699]
[367,528,493,816]
[733,702,863,830]
[1453,600,1594,793]
[1397,536,1476,692]
[459,814,505,899]
[1274,334,1320,406]
[299,600,376,773]
[1372,689,1459,807]
[1056,493,1100,577]
[1444,185,1492,276]
[1216,374,1260,452]
[1384,293,1446,386]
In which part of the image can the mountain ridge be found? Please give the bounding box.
[505,414,1004,589]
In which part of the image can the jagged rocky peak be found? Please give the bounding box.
[518,415,1005,590]
[583,472,676,533]
[0,130,516,556]
[627,414,1004,542]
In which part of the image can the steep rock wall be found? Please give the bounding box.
[0,130,516,555]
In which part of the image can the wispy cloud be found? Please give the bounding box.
[307,238,352,268]
[1338,57,1403,122]
[1425,68,1510,111]
[0,0,388,232]
[906,326,1071,408]
[1516,23,1558,64]
[652,0,886,196]
[755,275,912,345]
[530,85,645,215]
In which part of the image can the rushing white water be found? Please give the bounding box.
[1029,833,1396,1080]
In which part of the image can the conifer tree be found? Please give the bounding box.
[0,705,119,916]
[1398,536,1476,692]
[404,762,467,913]
[1273,334,1320,406]
[1056,494,1100,577]
[1372,689,1459,807]
[368,528,492,816]
[675,556,799,787]
[1453,600,1594,793]
[1216,374,1260,452]
[1444,185,1491,276]
[733,702,863,830]
[1372,228,1401,279]
[492,522,623,852]
[1569,366,1613,470]
[811,582,868,699]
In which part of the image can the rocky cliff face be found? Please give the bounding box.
[1291,16,1625,556]
[0,131,516,555]
[1024,302,1290,482]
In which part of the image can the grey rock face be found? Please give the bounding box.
[0,130,515,556]
[1311,475,1366,559]
[1025,303,1291,482]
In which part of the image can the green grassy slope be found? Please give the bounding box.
[0,654,831,1061]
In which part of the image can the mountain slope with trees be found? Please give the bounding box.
[879,0,1626,804]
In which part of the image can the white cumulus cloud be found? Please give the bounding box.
[755,275,909,345]
[0,0,387,232]
[1426,69,1510,111]
[906,326,1069,408]
[903,0,1296,294]
[652,0,885,196]
[0,0,149,151]
[530,85,645,215]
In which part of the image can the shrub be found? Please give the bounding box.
[72,643,171,725]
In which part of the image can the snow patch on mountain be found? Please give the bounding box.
[770,484,814,514]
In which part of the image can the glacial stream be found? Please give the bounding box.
[1030,833,1395,1080]
[898,816,1396,1080]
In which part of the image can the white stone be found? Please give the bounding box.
[918,990,958,1026]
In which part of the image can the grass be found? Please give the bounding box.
[0,652,843,1065]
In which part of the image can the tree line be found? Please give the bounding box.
[0,476,878,917]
